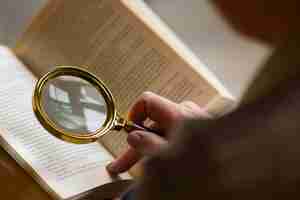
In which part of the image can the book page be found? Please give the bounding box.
[15,0,234,163]
[0,46,129,199]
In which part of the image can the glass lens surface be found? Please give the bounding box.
[41,75,108,135]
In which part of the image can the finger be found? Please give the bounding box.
[141,119,165,136]
[128,92,181,129]
[106,147,141,174]
[179,101,212,119]
[127,131,167,156]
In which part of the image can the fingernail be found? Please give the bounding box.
[127,132,142,147]
[106,162,118,174]
[127,111,133,120]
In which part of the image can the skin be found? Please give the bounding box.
[107,0,300,199]
[106,92,211,173]
[137,78,300,200]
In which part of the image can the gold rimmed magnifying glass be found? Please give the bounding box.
[33,66,152,144]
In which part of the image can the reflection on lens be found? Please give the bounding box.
[41,75,107,135]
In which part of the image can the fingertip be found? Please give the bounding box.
[106,148,141,174]
[128,131,167,156]
[127,94,148,122]
[130,92,179,126]
[106,162,118,174]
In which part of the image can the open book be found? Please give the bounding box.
[0,0,235,199]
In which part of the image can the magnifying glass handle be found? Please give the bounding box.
[124,121,157,134]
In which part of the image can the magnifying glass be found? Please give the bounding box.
[33,66,153,144]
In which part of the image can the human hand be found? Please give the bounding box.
[106,92,210,174]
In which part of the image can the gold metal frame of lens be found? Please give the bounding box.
[33,66,117,144]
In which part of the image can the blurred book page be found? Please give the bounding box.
[0,46,125,199]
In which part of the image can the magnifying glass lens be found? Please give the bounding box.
[41,75,108,135]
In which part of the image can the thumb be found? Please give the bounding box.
[127,131,167,156]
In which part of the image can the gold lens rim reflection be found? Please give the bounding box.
[33,66,116,144]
